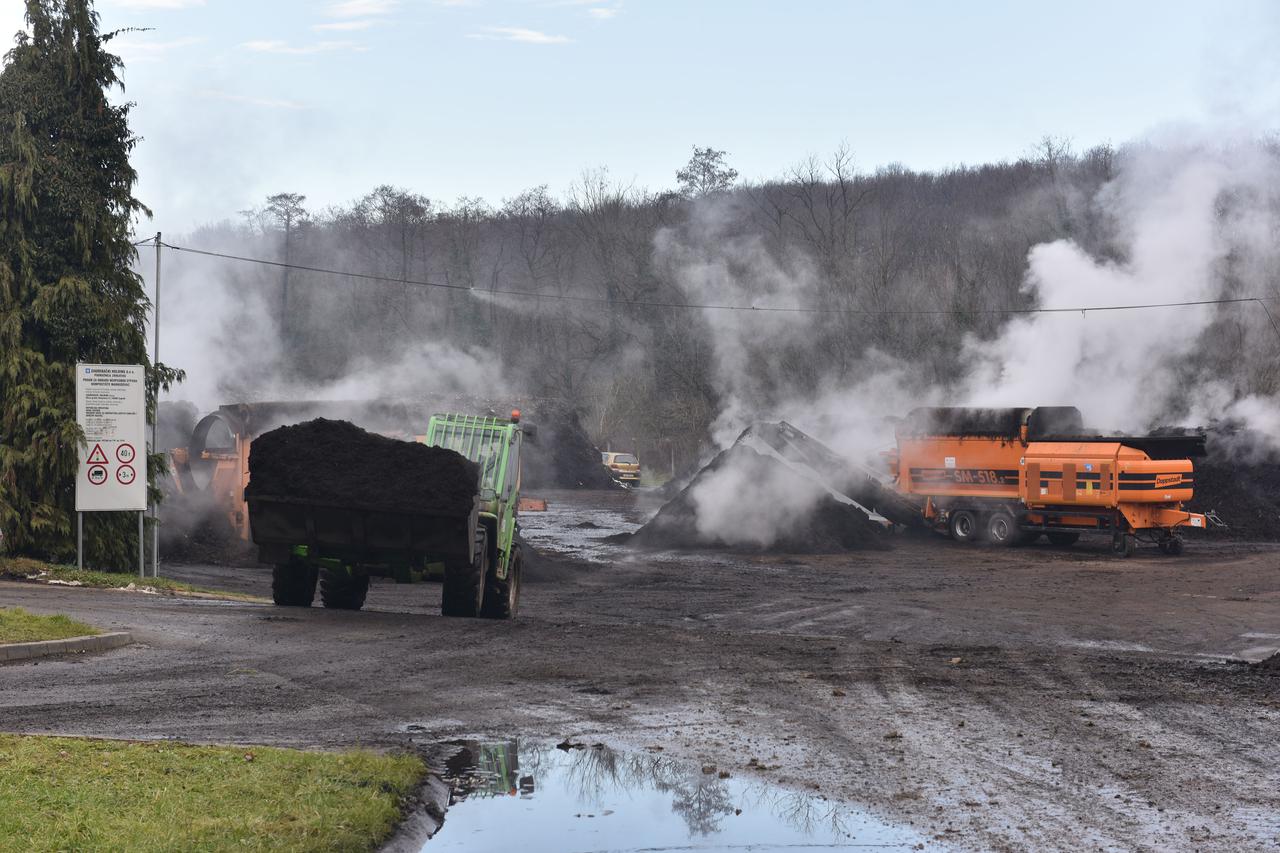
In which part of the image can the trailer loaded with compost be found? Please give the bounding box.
[244,413,530,618]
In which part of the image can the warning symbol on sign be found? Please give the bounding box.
[87,465,109,485]
[116,443,136,464]
[87,443,109,465]
[115,465,136,486]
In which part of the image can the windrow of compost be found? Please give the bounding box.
[1187,427,1280,541]
[245,418,479,516]
[620,444,889,553]
[520,403,620,490]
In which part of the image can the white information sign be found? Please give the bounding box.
[76,363,147,511]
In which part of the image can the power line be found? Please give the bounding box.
[161,242,474,292]
[147,239,1280,320]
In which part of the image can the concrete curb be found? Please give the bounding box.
[0,631,133,663]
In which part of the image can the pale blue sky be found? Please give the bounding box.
[4,0,1279,233]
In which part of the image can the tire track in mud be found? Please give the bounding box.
[673,633,1280,851]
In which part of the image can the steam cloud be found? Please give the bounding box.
[662,136,1280,547]
[961,139,1280,432]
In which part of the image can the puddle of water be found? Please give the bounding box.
[519,495,646,564]
[422,740,925,852]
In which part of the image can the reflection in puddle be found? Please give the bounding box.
[424,740,925,851]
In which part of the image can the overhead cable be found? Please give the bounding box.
[147,240,1280,319]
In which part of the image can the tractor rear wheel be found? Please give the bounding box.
[949,510,978,543]
[984,511,1018,546]
[319,570,369,610]
[480,544,521,620]
[1046,532,1080,547]
[442,527,487,618]
[272,560,317,607]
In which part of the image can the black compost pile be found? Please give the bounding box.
[901,407,1031,438]
[1187,428,1280,541]
[246,418,479,515]
[521,404,620,490]
[621,445,888,553]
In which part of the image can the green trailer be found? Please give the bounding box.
[247,412,529,619]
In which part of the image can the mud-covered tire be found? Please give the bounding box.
[1047,532,1080,547]
[442,527,487,618]
[319,570,369,610]
[949,510,978,543]
[272,561,317,607]
[984,512,1018,547]
[480,544,521,620]
[1159,535,1185,556]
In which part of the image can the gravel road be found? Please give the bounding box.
[1,489,1277,851]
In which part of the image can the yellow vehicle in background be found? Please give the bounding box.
[601,451,641,485]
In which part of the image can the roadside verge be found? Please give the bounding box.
[0,556,267,603]
[0,631,133,663]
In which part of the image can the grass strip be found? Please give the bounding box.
[0,734,425,852]
[0,557,263,602]
[0,607,100,644]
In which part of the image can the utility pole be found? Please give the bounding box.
[281,210,292,339]
[151,232,161,578]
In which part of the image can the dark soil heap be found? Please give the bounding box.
[1187,428,1280,541]
[622,445,889,553]
[246,418,479,516]
[521,403,619,490]
[1253,650,1280,671]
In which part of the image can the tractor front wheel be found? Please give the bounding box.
[480,544,521,620]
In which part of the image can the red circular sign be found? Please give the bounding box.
[116,443,136,464]
[115,465,136,485]
[87,465,108,485]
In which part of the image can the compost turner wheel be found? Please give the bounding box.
[949,510,978,543]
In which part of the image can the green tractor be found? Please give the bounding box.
[425,413,527,619]
[246,412,529,620]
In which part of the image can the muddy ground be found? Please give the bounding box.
[1,489,1278,851]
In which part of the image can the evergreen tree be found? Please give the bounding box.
[0,0,180,566]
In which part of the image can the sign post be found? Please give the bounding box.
[76,363,148,576]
